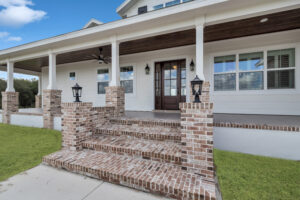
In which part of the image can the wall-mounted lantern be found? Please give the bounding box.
[190,59,195,72]
[191,75,203,103]
[72,83,82,102]
[145,64,150,75]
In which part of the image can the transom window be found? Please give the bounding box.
[214,48,296,91]
[166,0,180,7]
[153,4,164,10]
[120,66,134,93]
[97,69,109,94]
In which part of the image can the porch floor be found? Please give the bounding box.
[125,111,300,127]
[12,109,300,131]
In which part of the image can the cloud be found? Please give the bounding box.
[0,31,9,38]
[7,36,21,41]
[0,0,46,27]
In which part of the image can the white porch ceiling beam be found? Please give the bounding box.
[0,66,41,76]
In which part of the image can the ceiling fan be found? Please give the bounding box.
[91,48,111,64]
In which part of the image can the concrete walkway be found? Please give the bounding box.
[0,165,170,200]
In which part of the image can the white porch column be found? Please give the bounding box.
[196,24,205,80]
[38,75,42,95]
[110,39,120,86]
[5,60,15,92]
[47,52,57,89]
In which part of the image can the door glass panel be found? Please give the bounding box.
[164,70,170,79]
[171,69,177,79]
[171,80,177,96]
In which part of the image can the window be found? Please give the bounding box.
[69,72,76,81]
[153,4,164,10]
[213,48,296,92]
[267,48,295,89]
[239,52,264,90]
[214,55,236,91]
[166,0,180,7]
[97,69,109,94]
[182,0,193,2]
[120,66,134,93]
[138,6,147,15]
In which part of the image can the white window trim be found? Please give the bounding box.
[120,64,136,96]
[211,44,297,95]
[96,66,110,96]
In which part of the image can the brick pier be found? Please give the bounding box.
[43,90,62,129]
[1,92,19,124]
[105,86,125,117]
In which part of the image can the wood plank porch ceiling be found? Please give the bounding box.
[6,8,300,72]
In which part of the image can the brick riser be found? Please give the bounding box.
[95,128,181,143]
[110,118,181,128]
[82,136,182,165]
[43,150,216,200]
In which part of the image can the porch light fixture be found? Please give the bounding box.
[191,75,203,103]
[190,59,195,71]
[145,64,150,75]
[72,83,82,102]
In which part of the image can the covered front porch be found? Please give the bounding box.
[1,6,300,129]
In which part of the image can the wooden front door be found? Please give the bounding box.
[155,60,186,110]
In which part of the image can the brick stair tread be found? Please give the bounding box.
[43,149,216,200]
[82,135,182,164]
[96,124,181,142]
[110,117,181,128]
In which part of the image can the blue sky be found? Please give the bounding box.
[0,0,124,80]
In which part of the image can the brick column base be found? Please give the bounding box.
[35,95,42,108]
[62,102,93,151]
[1,92,19,124]
[181,81,214,180]
[43,90,62,129]
[105,86,125,117]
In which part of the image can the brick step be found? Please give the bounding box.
[43,149,216,200]
[110,118,181,128]
[82,135,182,165]
[95,124,181,143]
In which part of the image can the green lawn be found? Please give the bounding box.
[1,124,299,200]
[215,149,300,200]
[0,124,61,182]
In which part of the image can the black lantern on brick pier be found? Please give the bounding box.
[72,83,82,102]
[191,75,203,103]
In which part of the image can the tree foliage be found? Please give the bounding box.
[0,79,38,109]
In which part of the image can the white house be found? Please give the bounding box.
[0,0,300,115]
[1,1,300,199]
